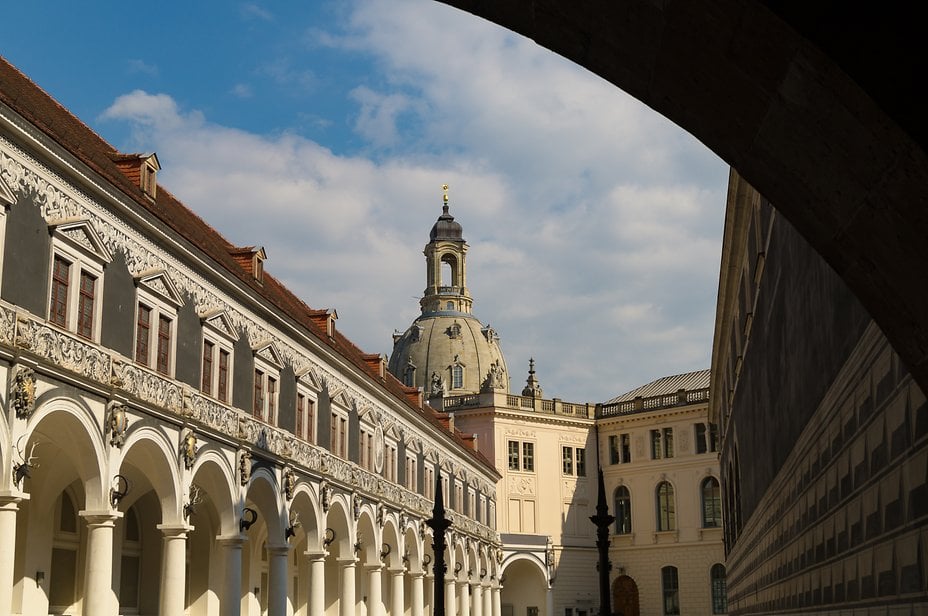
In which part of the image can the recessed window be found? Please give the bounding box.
[295,385,316,443]
[330,409,348,458]
[508,440,535,472]
[200,311,235,403]
[614,486,632,534]
[405,454,418,492]
[562,446,574,475]
[702,477,722,528]
[661,566,680,615]
[47,220,110,342]
[452,364,464,389]
[656,481,676,531]
[710,564,727,614]
[562,446,585,476]
[253,368,278,424]
[134,271,183,376]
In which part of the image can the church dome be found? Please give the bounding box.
[389,314,509,397]
[390,191,509,396]
[429,204,464,241]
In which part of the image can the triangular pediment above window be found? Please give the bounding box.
[200,309,236,338]
[0,175,16,207]
[135,269,184,307]
[252,341,283,368]
[49,219,112,263]
[297,366,321,390]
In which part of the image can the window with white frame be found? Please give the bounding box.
[360,426,375,470]
[200,311,235,403]
[455,482,463,511]
[252,344,282,425]
[562,445,586,476]
[423,465,435,500]
[48,220,111,342]
[330,406,348,458]
[384,440,397,483]
[451,362,464,389]
[507,440,535,472]
[405,453,418,492]
[134,271,183,376]
[468,488,476,518]
[295,384,316,443]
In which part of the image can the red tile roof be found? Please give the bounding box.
[0,54,498,478]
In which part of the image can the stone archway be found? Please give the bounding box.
[435,0,928,398]
[612,575,639,616]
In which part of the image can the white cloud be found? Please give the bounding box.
[241,3,273,22]
[100,0,727,403]
[126,59,158,77]
[231,83,253,98]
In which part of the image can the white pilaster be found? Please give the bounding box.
[390,568,405,616]
[492,584,501,616]
[459,579,470,615]
[445,577,457,616]
[472,582,483,616]
[157,524,191,616]
[80,511,121,616]
[307,551,326,616]
[482,583,491,616]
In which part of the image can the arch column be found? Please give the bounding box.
[0,494,25,616]
[365,563,384,616]
[410,571,425,616]
[306,551,326,615]
[338,557,357,616]
[472,581,483,616]
[458,579,470,615]
[424,573,434,616]
[445,577,457,616]
[218,534,246,616]
[492,583,501,616]
[157,524,192,615]
[545,586,553,616]
[481,583,491,616]
[267,544,290,616]
[80,510,122,616]
[389,567,405,616]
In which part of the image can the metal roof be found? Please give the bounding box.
[604,368,710,404]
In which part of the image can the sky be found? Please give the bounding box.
[3,0,729,403]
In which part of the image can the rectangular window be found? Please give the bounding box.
[217,349,230,402]
[296,393,306,440]
[339,417,347,457]
[621,433,631,463]
[135,304,151,366]
[709,423,719,452]
[306,397,315,443]
[695,423,708,454]
[254,369,265,421]
[406,455,417,492]
[651,429,662,459]
[508,441,520,471]
[76,271,96,339]
[50,256,71,327]
[663,427,674,458]
[266,376,277,425]
[575,448,586,477]
[662,566,680,615]
[608,435,619,465]
[522,442,535,472]
[201,340,214,395]
[156,315,172,374]
[330,413,337,453]
[562,446,574,475]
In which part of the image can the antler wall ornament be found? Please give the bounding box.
[285,510,301,540]
[240,507,258,532]
[320,481,330,513]
[110,475,130,507]
[12,436,39,488]
[380,543,391,562]
[323,527,336,548]
[11,365,37,419]
[184,484,203,520]
[106,401,129,448]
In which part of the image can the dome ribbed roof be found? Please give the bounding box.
[429,205,464,241]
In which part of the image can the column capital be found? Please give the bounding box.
[157,523,194,537]
[79,509,122,525]
[304,550,327,562]
[408,570,425,579]
[265,543,291,557]
[337,556,358,567]
[388,566,407,575]
[0,490,29,505]
[362,562,383,572]
[216,533,248,547]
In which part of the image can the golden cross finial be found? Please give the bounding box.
[442,184,449,204]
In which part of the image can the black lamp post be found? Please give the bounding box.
[426,468,451,616]
[589,466,615,616]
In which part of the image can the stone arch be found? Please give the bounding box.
[380,515,403,571]
[189,449,238,536]
[25,395,107,508]
[499,551,547,581]
[435,0,928,397]
[117,425,182,523]
[244,466,286,542]
[289,481,322,549]
[612,574,640,616]
[355,506,380,566]
[403,524,422,573]
[323,496,354,559]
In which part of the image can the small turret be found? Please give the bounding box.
[522,358,544,398]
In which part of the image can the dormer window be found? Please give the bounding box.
[229,246,267,284]
[112,153,160,200]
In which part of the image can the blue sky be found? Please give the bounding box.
[4,0,728,403]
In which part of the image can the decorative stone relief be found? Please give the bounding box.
[239,450,252,486]
[320,480,330,512]
[181,430,197,470]
[114,361,182,414]
[283,467,296,500]
[10,365,36,419]
[508,476,536,496]
[17,318,111,384]
[353,493,362,520]
[0,304,15,346]
[106,401,129,448]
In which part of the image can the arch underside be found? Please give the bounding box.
[436,0,928,396]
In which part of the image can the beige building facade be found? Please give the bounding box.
[390,208,726,616]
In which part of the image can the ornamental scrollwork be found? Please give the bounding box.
[11,365,37,419]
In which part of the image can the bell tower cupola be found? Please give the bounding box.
[421,185,473,314]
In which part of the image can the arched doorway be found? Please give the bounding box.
[612,575,639,616]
